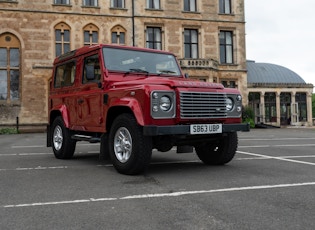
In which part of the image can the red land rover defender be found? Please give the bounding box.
[47,44,249,175]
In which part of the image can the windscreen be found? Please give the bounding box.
[102,47,181,76]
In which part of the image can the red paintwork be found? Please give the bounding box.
[48,44,243,133]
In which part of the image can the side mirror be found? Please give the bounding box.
[184,73,189,78]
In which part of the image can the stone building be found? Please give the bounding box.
[247,60,313,127]
[0,0,247,126]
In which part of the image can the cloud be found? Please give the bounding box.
[245,0,315,87]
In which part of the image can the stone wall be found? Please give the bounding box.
[0,0,247,125]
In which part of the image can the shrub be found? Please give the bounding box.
[0,128,19,135]
[242,106,255,128]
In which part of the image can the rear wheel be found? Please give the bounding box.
[195,132,238,165]
[51,116,76,159]
[109,113,152,175]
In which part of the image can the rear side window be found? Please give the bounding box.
[54,61,76,88]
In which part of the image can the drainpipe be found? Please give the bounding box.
[132,0,135,46]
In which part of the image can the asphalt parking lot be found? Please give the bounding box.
[1,128,315,230]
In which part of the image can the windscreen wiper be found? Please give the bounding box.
[157,70,176,75]
[125,68,149,75]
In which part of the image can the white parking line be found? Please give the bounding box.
[0,153,51,156]
[239,144,315,148]
[3,181,315,208]
[240,137,315,141]
[237,151,315,166]
[0,166,68,172]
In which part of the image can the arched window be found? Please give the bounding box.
[83,24,99,46]
[54,22,71,57]
[111,25,126,45]
[0,33,21,102]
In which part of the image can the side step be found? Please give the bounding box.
[71,134,101,143]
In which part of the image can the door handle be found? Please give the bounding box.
[77,98,84,104]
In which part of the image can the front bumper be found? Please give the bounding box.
[143,123,250,136]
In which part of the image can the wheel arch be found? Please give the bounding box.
[49,105,70,128]
[106,104,145,133]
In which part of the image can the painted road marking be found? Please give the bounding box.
[239,144,315,148]
[3,182,315,208]
[237,151,315,166]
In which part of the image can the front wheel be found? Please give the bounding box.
[51,116,76,159]
[195,132,238,165]
[109,113,152,175]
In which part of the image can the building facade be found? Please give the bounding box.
[247,61,313,127]
[0,0,247,126]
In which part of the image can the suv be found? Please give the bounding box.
[47,44,249,175]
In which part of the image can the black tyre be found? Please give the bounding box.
[109,113,152,175]
[195,132,238,165]
[51,116,76,159]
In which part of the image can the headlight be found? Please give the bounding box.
[160,96,171,111]
[226,98,234,111]
[151,91,175,118]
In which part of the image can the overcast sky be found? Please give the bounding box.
[245,0,315,89]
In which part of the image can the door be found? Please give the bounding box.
[76,53,104,131]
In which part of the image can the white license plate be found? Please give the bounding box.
[190,124,222,135]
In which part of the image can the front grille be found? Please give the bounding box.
[180,92,227,118]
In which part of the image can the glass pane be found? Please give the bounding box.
[84,31,90,43]
[184,30,190,43]
[10,48,20,67]
[155,28,161,41]
[120,32,125,44]
[10,70,19,100]
[111,32,117,43]
[64,44,70,53]
[0,48,7,67]
[190,0,196,11]
[192,44,198,58]
[148,29,154,41]
[55,30,61,41]
[226,32,232,44]
[191,30,198,43]
[219,0,224,13]
[0,70,7,100]
[220,46,226,63]
[184,0,189,11]
[219,32,225,44]
[153,0,159,9]
[56,44,61,57]
[185,44,190,58]
[64,30,70,42]
[156,43,161,50]
[225,0,231,13]
[226,46,233,63]
[92,31,98,43]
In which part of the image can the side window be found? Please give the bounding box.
[54,61,76,88]
[82,54,100,84]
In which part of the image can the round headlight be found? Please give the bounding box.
[160,96,172,111]
[226,98,234,111]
